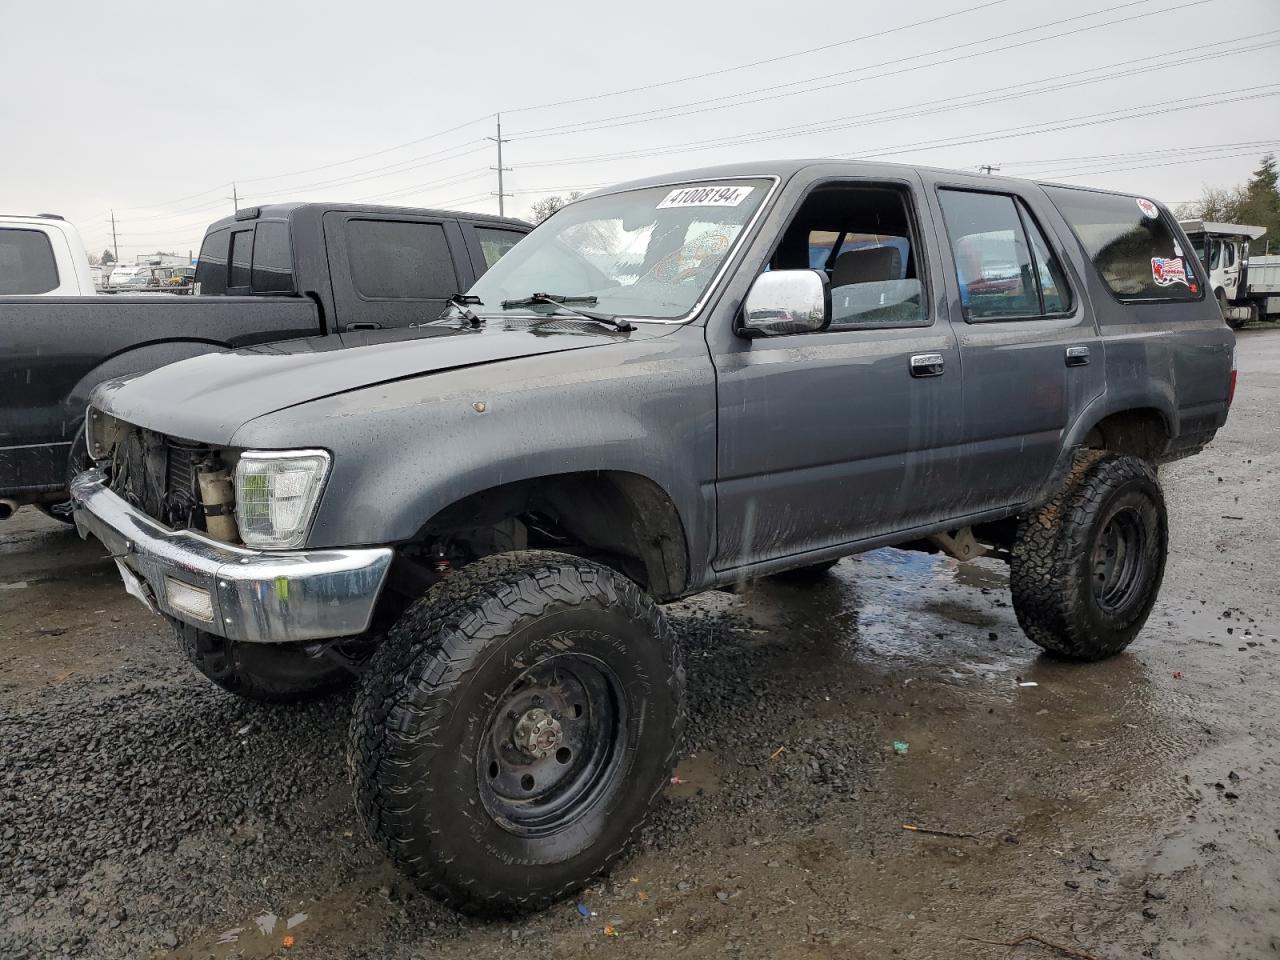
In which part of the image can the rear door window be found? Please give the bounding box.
[250,221,294,293]
[228,229,254,291]
[0,228,59,295]
[347,219,456,299]
[1044,186,1201,301]
[195,227,230,295]
[938,190,1072,320]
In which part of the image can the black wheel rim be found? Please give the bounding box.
[477,654,625,838]
[1091,505,1148,614]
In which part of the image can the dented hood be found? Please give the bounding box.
[92,320,654,445]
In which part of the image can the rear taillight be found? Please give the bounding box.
[1228,368,1237,406]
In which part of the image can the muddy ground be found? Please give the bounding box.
[2,329,1277,960]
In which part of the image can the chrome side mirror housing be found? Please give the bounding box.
[738,269,831,338]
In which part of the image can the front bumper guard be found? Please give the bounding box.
[70,469,392,644]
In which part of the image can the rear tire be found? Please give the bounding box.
[175,621,354,703]
[1010,452,1167,661]
[350,550,684,914]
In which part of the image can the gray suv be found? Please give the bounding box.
[72,160,1235,913]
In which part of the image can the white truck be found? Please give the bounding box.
[0,214,96,296]
[1179,219,1276,328]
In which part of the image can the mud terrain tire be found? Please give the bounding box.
[1011,452,1167,660]
[350,550,684,914]
[175,621,354,703]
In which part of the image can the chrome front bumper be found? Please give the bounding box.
[70,469,392,643]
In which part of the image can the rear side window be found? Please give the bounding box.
[474,227,524,269]
[1044,187,1201,301]
[195,227,230,295]
[938,190,1073,320]
[347,219,455,299]
[229,230,253,290]
[251,221,294,293]
[0,228,59,295]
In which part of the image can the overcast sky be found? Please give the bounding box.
[3,0,1278,260]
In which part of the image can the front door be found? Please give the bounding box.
[710,175,964,571]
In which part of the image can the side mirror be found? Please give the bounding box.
[738,269,830,338]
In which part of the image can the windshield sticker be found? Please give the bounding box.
[1151,256,1188,287]
[657,185,754,209]
[1136,197,1160,219]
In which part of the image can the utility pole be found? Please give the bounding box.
[977,164,1001,175]
[226,182,239,213]
[488,114,512,216]
[108,210,119,263]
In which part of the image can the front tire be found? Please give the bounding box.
[1010,453,1167,660]
[350,550,684,914]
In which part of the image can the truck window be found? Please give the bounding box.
[229,230,253,291]
[346,220,455,300]
[251,221,294,293]
[769,184,926,329]
[195,227,230,295]
[474,227,524,269]
[938,190,1072,320]
[1043,186,1201,302]
[0,228,59,295]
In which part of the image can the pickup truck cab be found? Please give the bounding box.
[73,160,1235,913]
[0,214,95,296]
[0,203,529,516]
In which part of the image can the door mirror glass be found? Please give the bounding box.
[740,269,830,337]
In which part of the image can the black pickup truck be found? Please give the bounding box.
[0,203,530,517]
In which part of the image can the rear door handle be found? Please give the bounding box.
[910,353,945,377]
[347,321,381,331]
[1065,345,1091,366]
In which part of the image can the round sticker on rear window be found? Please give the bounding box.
[1136,198,1159,219]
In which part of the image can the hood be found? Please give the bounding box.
[94,319,661,445]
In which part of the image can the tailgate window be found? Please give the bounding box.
[0,228,59,295]
[228,229,253,291]
[1044,186,1202,302]
[251,220,294,293]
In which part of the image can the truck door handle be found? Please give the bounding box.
[909,353,945,377]
[1065,345,1091,367]
[347,322,381,331]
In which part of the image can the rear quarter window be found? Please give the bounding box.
[1044,187,1201,302]
[0,228,59,295]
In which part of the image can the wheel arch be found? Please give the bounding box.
[412,470,691,600]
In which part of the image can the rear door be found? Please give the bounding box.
[923,175,1104,510]
[324,213,470,330]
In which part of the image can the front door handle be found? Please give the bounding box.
[347,321,381,331]
[1065,345,1091,367]
[910,353,945,377]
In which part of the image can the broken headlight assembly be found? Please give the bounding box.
[234,450,331,549]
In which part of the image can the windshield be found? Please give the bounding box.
[467,179,773,320]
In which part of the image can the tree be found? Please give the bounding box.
[100,249,116,265]
[87,252,101,266]
[528,191,583,224]
[1182,153,1280,254]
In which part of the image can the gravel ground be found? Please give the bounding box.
[2,328,1278,960]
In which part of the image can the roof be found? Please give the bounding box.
[203,202,531,234]
[1177,219,1267,240]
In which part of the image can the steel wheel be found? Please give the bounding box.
[1091,505,1148,614]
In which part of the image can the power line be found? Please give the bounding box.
[502,0,1014,115]
[510,0,1192,139]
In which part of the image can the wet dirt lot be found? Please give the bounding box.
[2,329,1277,960]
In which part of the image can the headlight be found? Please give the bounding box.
[234,450,331,549]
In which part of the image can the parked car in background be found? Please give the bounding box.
[0,202,530,518]
[72,161,1235,914]
[0,214,95,296]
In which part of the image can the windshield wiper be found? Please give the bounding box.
[443,293,484,327]
[500,292,634,333]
